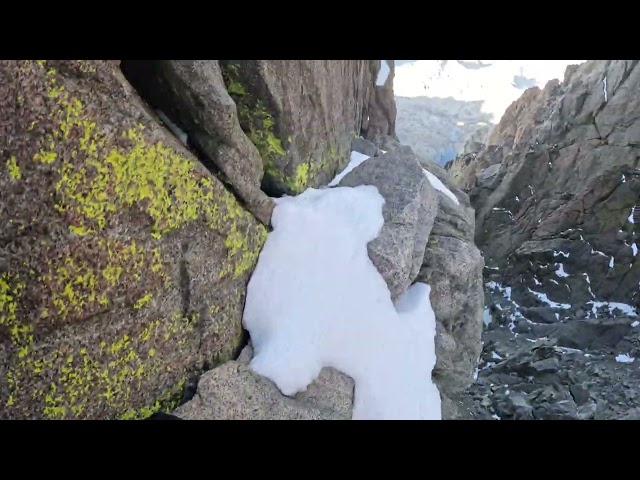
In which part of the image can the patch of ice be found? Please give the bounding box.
[422,168,459,205]
[482,308,493,327]
[615,353,634,364]
[555,263,570,278]
[587,301,637,318]
[376,60,390,86]
[243,185,441,420]
[527,288,571,309]
[156,109,188,146]
[328,151,371,187]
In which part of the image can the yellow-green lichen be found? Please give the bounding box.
[6,155,21,180]
[32,62,266,278]
[2,61,267,419]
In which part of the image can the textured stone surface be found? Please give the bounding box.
[174,346,354,420]
[120,60,274,225]
[0,60,266,419]
[364,60,397,141]
[418,160,484,400]
[338,148,438,299]
[220,60,372,196]
[447,60,640,312]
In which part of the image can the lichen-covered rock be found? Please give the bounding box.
[338,148,438,299]
[120,60,274,225]
[0,60,267,419]
[173,346,354,420]
[219,60,372,196]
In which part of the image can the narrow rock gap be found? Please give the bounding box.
[119,61,269,227]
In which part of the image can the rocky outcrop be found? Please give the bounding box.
[0,60,267,419]
[445,60,640,420]
[364,60,397,142]
[340,137,483,419]
[174,345,353,420]
[120,60,274,225]
[448,60,640,317]
[338,148,438,299]
[219,60,372,196]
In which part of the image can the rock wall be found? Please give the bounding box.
[448,60,640,313]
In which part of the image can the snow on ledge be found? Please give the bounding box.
[243,186,441,420]
[328,151,371,187]
[422,168,460,205]
[376,60,390,86]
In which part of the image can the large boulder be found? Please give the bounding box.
[220,60,372,196]
[0,60,267,419]
[174,346,354,420]
[417,158,484,408]
[120,60,274,225]
[337,148,438,299]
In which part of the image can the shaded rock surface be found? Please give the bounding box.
[120,60,274,225]
[0,60,267,419]
[219,60,372,196]
[365,60,398,142]
[174,346,354,420]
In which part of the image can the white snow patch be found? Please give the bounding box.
[553,250,570,258]
[243,186,441,420]
[603,76,608,102]
[491,414,501,420]
[609,256,615,269]
[622,174,626,183]
[632,243,638,257]
[482,308,493,327]
[591,248,607,256]
[156,109,188,146]
[587,301,637,318]
[376,60,390,86]
[632,321,639,327]
[527,288,571,309]
[533,277,542,286]
[491,351,503,361]
[422,169,459,205]
[328,151,371,187]
[615,353,634,364]
[555,263,570,278]
[629,206,636,224]
[515,196,520,202]
[550,279,559,285]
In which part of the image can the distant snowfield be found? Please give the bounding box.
[243,185,442,420]
[394,60,586,165]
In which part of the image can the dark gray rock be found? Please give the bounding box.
[351,137,380,157]
[549,318,633,350]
